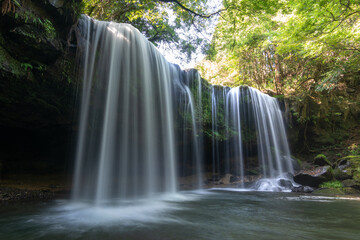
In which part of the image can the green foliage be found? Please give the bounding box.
[70,0,85,19]
[21,63,32,71]
[348,144,360,155]
[320,180,342,189]
[38,19,56,38]
[198,0,360,96]
[83,0,218,61]
[315,154,327,160]
[13,10,56,39]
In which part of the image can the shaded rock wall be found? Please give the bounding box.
[285,85,360,155]
[0,0,82,175]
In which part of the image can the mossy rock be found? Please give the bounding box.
[314,188,345,195]
[343,187,360,195]
[314,154,331,166]
[337,155,360,166]
[342,179,360,190]
[333,168,352,181]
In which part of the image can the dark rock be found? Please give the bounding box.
[278,179,293,188]
[230,175,241,183]
[0,0,80,177]
[5,24,61,64]
[32,0,82,30]
[293,166,334,187]
[291,186,314,193]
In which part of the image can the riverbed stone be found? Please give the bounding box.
[291,186,314,193]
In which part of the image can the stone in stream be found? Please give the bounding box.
[291,186,314,193]
[278,179,293,189]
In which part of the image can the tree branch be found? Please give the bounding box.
[330,10,360,32]
[158,0,225,18]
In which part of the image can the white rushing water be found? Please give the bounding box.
[73,17,182,203]
[72,16,294,204]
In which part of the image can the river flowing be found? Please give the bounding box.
[1,191,360,240]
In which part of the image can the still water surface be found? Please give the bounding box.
[1,190,359,240]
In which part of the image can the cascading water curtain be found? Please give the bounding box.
[248,88,293,178]
[220,86,294,185]
[73,16,179,203]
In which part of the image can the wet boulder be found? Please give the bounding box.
[291,186,314,193]
[293,166,334,188]
[278,179,293,189]
[336,156,360,189]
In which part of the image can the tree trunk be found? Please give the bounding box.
[274,54,283,94]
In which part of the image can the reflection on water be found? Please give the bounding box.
[1,190,360,240]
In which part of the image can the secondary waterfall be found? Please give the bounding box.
[73,16,294,204]
[210,86,293,189]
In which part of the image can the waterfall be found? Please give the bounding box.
[73,17,181,203]
[221,87,294,188]
[176,70,204,189]
[72,16,294,204]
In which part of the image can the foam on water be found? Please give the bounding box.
[31,193,203,230]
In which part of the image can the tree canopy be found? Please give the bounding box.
[83,0,360,98]
[83,0,222,61]
[197,0,360,96]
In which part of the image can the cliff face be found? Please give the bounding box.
[0,0,82,175]
[285,86,360,155]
